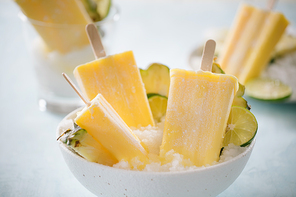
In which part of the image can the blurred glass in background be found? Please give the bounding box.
[17,0,119,113]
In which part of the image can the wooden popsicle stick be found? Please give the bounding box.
[62,73,91,107]
[267,0,277,10]
[200,39,216,72]
[86,23,106,59]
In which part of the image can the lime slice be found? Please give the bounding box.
[82,0,111,21]
[95,0,111,20]
[245,77,292,101]
[223,106,258,147]
[147,94,168,122]
[272,34,296,58]
[140,63,170,97]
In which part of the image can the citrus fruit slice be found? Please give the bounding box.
[82,0,111,21]
[223,106,258,147]
[147,94,168,122]
[140,63,170,97]
[245,77,292,101]
[273,34,296,58]
[95,0,111,20]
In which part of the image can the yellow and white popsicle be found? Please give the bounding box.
[160,40,238,167]
[15,0,92,54]
[219,4,289,84]
[74,51,155,128]
[75,94,148,164]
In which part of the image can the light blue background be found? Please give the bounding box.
[1,0,295,196]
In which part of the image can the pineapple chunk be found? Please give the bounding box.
[60,124,118,166]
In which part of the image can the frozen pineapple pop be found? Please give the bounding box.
[219,3,289,84]
[74,25,154,128]
[15,0,92,53]
[62,73,148,165]
[160,40,238,167]
[74,51,154,128]
[75,94,148,164]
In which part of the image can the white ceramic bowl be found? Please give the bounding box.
[57,108,255,197]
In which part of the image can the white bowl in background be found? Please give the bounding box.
[57,108,255,197]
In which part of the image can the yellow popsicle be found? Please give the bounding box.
[219,4,289,84]
[74,51,155,128]
[65,128,118,166]
[15,0,92,54]
[160,69,238,167]
[75,94,148,164]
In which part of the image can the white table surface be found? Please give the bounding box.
[1,0,296,196]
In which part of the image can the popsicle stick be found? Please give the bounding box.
[86,23,106,59]
[200,39,216,72]
[267,0,277,10]
[62,73,91,107]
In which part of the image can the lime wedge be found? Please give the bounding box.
[223,106,258,147]
[140,63,170,97]
[245,77,292,101]
[147,94,168,122]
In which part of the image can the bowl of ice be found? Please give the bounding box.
[57,107,255,197]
